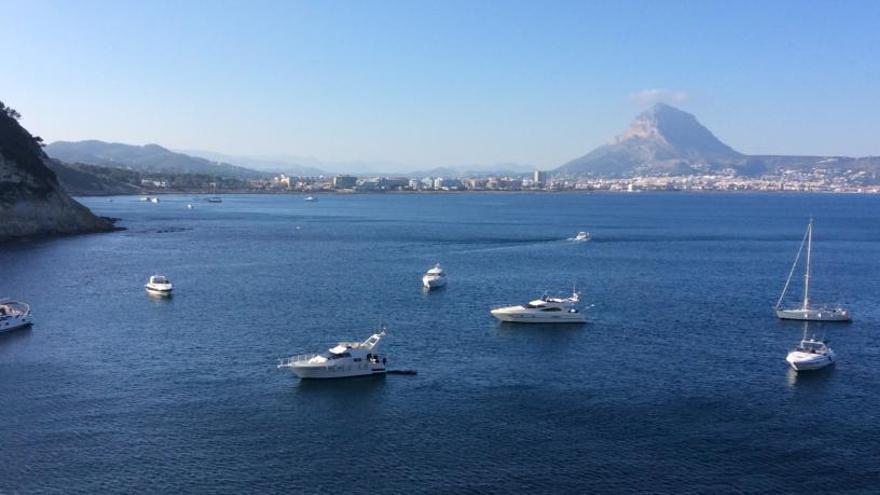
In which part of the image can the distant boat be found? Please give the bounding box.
[145,274,173,296]
[149,197,160,203]
[491,289,586,324]
[775,219,850,321]
[786,323,836,371]
[572,231,591,242]
[422,263,447,289]
[186,204,194,209]
[278,331,387,379]
[305,196,317,202]
[207,182,222,203]
[0,299,33,333]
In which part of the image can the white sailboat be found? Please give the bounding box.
[775,219,850,322]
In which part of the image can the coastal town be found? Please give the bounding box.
[242,167,880,194]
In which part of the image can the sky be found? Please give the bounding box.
[1,0,879,171]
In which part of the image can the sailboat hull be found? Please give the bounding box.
[776,308,851,322]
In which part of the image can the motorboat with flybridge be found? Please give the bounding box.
[145,275,173,296]
[572,231,591,241]
[775,218,850,321]
[0,299,33,333]
[786,323,836,371]
[491,289,586,323]
[422,263,447,289]
[278,331,387,379]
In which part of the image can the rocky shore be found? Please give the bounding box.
[0,102,116,242]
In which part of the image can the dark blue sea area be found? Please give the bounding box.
[2,192,879,493]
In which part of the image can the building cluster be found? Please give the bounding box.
[261,168,880,194]
[265,170,552,192]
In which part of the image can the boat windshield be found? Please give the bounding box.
[323,352,352,359]
[152,277,168,283]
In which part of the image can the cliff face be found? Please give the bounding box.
[0,103,114,241]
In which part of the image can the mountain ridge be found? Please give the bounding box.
[45,140,267,179]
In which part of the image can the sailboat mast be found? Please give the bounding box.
[803,219,812,310]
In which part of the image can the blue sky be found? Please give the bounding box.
[1,0,878,170]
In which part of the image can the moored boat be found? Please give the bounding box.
[422,263,447,289]
[786,324,836,371]
[278,331,387,379]
[145,274,173,296]
[0,299,33,333]
[491,289,586,324]
[775,219,850,322]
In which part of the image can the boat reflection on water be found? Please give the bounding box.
[786,363,836,388]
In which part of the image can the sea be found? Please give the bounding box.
[1,192,879,494]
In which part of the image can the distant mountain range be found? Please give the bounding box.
[45,140,266,179]
[555,103,880,177]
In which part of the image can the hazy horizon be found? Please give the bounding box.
[3,0,879,169]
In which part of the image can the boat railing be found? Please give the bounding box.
[278,353,319,368]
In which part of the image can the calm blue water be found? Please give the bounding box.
[2,193,879,494]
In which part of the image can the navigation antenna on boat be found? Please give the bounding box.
[775,219,810,310]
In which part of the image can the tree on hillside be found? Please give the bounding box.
[0,100,22,120]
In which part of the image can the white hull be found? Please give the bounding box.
[422,275,446,289]
[0,314,33,333]
[786,350,835,371]
[290,363,386,379]
[145,286,173,296]
[490,310,585,324]
[776,308,850,322]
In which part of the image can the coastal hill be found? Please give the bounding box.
[0,101,114,241]
[45,140,265,179]
[556,103,880,178]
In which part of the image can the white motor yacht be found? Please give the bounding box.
[491,290,586,323]
[278,331,387,379]
[0,299,33,333]
[786,338,836,372]
[572,231,591,242]
[145,275,173,296]
[422,263,447,289]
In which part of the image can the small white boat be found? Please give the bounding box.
[572,231,591,242]
[422,263,447,289]
[786,327,836,372]
[145,274,173,296]
[491,289,586,323]
[776,219,850,321]
[0,299,33,333]
[139,196,150,202]
[278,331,387,379]
[149,196,160,203]
[186,204,194,209]
[305,196,317,202]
